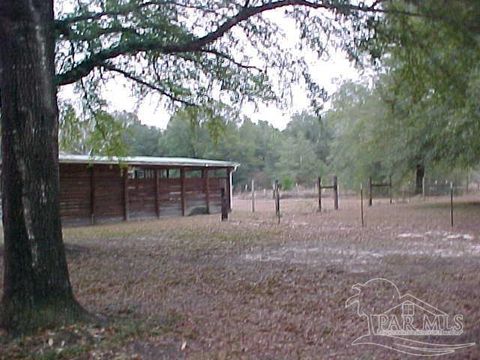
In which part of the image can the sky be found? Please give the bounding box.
[100,50,359,130]
[61,7,362,130]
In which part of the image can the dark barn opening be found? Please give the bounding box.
[58,155,238,226]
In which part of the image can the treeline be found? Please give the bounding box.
[326,80,479,192]
[60,103,335,190]
[120,109,331,191]
[60,77,479,192]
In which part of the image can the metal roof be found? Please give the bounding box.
[59,154,239,169]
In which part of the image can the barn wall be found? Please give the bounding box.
[208,176,227,213]
[59,163,92,226]
[128,175,157,219]
[157,177,183,217]
[59,163,232,226]
[94,165,124,223]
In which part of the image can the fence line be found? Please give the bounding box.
[318,175,339,212]
[368,176,392,206]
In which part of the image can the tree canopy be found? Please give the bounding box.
[364,0,480,168]
[54,0,416,117]
[56,0,480,186]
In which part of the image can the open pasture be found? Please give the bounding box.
[1,195,480,359]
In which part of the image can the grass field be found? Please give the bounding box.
[1,194,480,359]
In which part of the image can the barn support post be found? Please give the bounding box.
[180,167,186,216]
[221,188,228,221]
[123,167,129,221]
[155,169,160,218]
[368,177,373,206]
[227,168,233,211]
[333,175,339,210]
[89,165,96,225]
[318,177,322,212]
[203,168,210,214]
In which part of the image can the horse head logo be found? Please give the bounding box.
[346,278,401,335]
[345,278,475,356]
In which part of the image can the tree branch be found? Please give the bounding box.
[60,25,140,42]
[56,0,418,86]
[202,49,263,71]
[57,0,223,25]
[101,62,197,106]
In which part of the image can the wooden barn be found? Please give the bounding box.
[59,155,238,226]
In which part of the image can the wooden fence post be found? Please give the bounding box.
[318,176,322,212]
[368,177,373,207]
[221,188,228,221]
[333,175,339,210]
[422,175,426,199]
[360,183,364,227]
[389,175,393,205]
[275,179,280,224]
[251,179,255,213]
[466,169,470,194]
[450,182,454,227]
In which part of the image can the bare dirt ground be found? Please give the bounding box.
[1,194,480,359]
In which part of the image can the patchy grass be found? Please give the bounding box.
[1,194,480,359]
[0,315,182,360]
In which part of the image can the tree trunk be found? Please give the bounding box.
[0,0,86,333]
[415,164,425,195]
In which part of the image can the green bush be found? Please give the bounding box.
[281,176,294,191]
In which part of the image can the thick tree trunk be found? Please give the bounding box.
[415,164,425,195]
[0,0,86,333]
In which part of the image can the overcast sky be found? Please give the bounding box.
[61,9,362,130]
[100,51,358,130]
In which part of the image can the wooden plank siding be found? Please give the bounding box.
[59,163,232,226]
[128,176,157,219]
[92,165,124,223]
[59,163,92,226]
[207,176,228,214]
[157,177,183,217]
